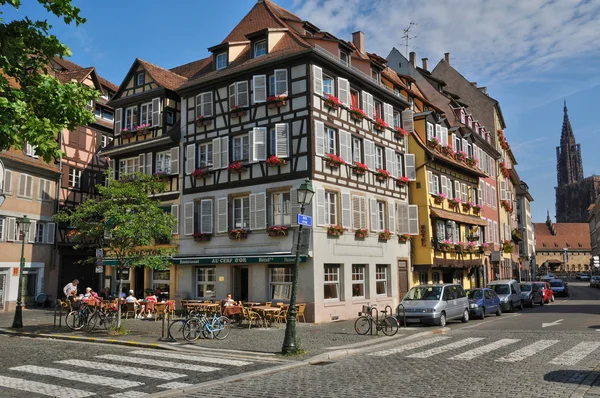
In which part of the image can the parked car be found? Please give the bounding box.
[580,273,591,282]
[400,284,470,327]
[466,288,502,319]
[533,281,555,303]
[520,283,544,307]
[487,279,523,312]
[549,279,569,296]
[590,276,600,287]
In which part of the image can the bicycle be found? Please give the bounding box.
[65,302,94,331]
[354,303,399,336]
[168,310,202,341]
[183,312,231,342]
[85,306,117,333]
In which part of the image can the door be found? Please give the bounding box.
[233,266,249,303]
[397,260,409,300]
[484,289,496,312]
[134,267,144,298]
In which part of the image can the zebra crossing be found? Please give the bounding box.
[368,336,600,365]
[0,348,263,398]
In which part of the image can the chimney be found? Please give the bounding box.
[409,51,416,67]
[471,82,477,87]
[352,31,364,54]
[444,52,450,64]
[421,58,428,71]
[478,86,488,95]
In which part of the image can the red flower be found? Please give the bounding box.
[374,117,389,130]
[395,127,409,137]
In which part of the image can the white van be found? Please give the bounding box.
[487,279,522,312]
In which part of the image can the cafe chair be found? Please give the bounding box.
[124,302,136,319]
[265,302,272,307]
[273,307,288,326]
[241,306,262,329]
[296,303,306,323]
[154,302,167,322]
[165,300,176,319]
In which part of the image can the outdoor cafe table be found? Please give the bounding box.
[185,302,221,312]
[222,305,242,317]
[252,306,281,327]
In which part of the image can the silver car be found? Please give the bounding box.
[488,280,523,312]
[400,284,470,327]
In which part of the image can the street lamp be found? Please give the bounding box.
[282,179,314,355]
[12,215,31,329]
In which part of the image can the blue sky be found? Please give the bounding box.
[4,0,600,223]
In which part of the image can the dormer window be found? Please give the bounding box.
[409,97,414,110]
[407,81,412,89]
[136,72,145,86]
[460,109,465,124]
[216,52,227,70]
[340,51,350,67]
[254,40,267,58]
[371,69,381,83]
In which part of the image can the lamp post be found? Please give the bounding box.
[12,215,31,328]
[282,179,314,355]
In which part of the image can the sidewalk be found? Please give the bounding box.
[0,308,426,359]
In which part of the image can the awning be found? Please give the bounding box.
[430,207,487,226]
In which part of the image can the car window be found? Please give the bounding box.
[490,284,510,295]
[520,284,531,292]
[490,290,498,298]
[550,281,563,287]
[484,290,491,299]
[467,290,483,299]
[404,286,442,300]
[456,286,466,298]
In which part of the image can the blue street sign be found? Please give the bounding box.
[297,214,312,227]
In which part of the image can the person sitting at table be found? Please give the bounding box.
[83,287,93,298]
[142,291,158,318]
[223,293,236,307]
[99,287,111,299]
[125,290,144,319]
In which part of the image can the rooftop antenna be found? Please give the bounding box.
[402,22,418,58]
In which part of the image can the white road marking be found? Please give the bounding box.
[0,375,94,398]
[450,339,520,361]
[109,392,148,398]
[406,337,485,358]
[10,365,143,389]
[368,336,451,357]
[97,354,221,373]
[542,319,564,328]
[550,342,600,365]
[496,340,560,363]
[55,360,185,380]
[157,382,194,389]
[129,350,252,366]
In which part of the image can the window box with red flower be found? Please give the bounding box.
[133,123,151,135]
[501,200,513,213]
[227,161,246,173]
[267,225,288,237]
[441,145,455,157]
[266,155,287,167]
[354,228,369,239]
[327,224,347,236]
[397,176,410,187]
[448,197,462,209]
[229,229,249,240]
[432,192,447,205]
[375,169,391,182]
[230,106,247,118]
[479,242,491,253]
[352,162,369,175]
[193,232,211,242]
[466,157,477,167]
[472,204,482,215]
[378,230,392,241]
[427,137,441,150]
[455,150,468,162]
[498,130,510,150]
[266,94,288,108]
[438,239,453,252]
[324,94,342,110]
[192,167,211,179]
[121,128,134,139]
[394,127,409,140]
[499,162,510,178]
[462,201,472,212]
[465,241,478,253]
[502,240,514,253]
[349,107,366,122]
[325,153,345,168]
[454,242,468,254]
[398,233,411,243]
[195,116,213,127]
[373,117,388,132]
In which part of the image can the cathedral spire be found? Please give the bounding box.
[561,100,575,143]
[556,100,584,187]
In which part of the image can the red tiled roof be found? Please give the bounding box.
[222,0,287,43]
[137,59,187,91]
[533,222,591,250]
[169,57,212,79]
[0,148,60,174]
[56,67,94,84]
[52,57,117,91]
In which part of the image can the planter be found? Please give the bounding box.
[327,225,346,236]
[266,155,287,167]
[227,162,246,174]
[267,100,287,109]
[121,132,135,139]
[375,175,389,182]
[398,234,411,243]
[230,109,247,118]
[195,118,213,127]
[326,161,343,168]
[448,200,461,209]
[433,196,446,205]
[267,226,288,237]
[472,207,482,215]
[353,168,367,176]
[193,234,211,242]
[354,229,369,239]
[349,108,366,122]
[466,158,476,167]
[229,230,249,240]
[462,203,472,212]
[324,101,340,110]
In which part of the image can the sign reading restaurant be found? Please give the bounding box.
[102,255,307,266]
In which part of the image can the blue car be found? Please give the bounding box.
[466,288,502,319]
[549,279,569,296]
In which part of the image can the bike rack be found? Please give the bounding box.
[53,302,63,329]
[396,303,407,328]
[369,305,379,336]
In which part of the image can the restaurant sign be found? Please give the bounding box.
[173,255,307,265]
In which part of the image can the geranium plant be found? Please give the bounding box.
[195,115,212,127]
[479,242,491,253]
[354,228,369,239]
[397,176,410,186]
[193,232,211,242]
[501,200,513,213]
[266,155,287,167]
[349,106,366,121]
[441,145,455,157]
[448,197,462,207]
[266,94,288,104]
[229,229,249,239]
[327,224,347,236]
[472,204,483,214]
[227,161,245,173]
[428,136,441,150]
[432,192,447,204]
[192,167,210,178]
[374,117,389,131]
[439,239,453,252]
[394,127,409,139]
[375,169,392,181]
[466,157,477,167]
[352,162,369,175]
[462,201,472,212]
[378,230,393,240]
[325,153,346,168]
[398,233,411,243]
[267,225,288,236]
[324,94,342,109]
[455,150,468,162]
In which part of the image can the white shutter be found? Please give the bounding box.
[341,191,351,229]
[212,137,221,169]
[441,127,448,147]
[435,124,441,141]
[364,139,375,170]
[250,127,267,162]
[274,69,288,96]
[114,108,122,134]
[316,188,326,226]
[184,202,194,236]
[253,75,267,103]
[221,136,229,167]
[461,183,468,203]
[138,154,145,174]
[337,77,350,105]
[339,130,351,163]
[454,181,460,199]
[6,217,16,241]
[254,192,266,230]
[500,180,507,200]
[362,90,368,115]
[171,204,179,235]
[249,194,256,230]
[408,205,419,235]
[312,65,323,96]
[462,139,468,153]
[370,198,379,232]
[109,160,115,181]
[366,92,374,118]
[441,176,447,197]
[452,134,457,151]
[401,110,414,133]
[315,120,325,156]
[185,144,195,175]
[473,144,479,166]
[145,152,152,175]
[202,92,213,117]
[200,199,213,234]
[4,169,12,193]
[385,148,396,177]
[397,201,409,234]
[237,81,249,108]
[151,98,161,127]
[405,154,416,180]
[229,83,236,109]
[28,220,36,243]
[352,196,362,230]
[170,147,179,175]
[388,202,395,234]
[275,123,289,158]
[428,171,434,193]
[290,189,301,226]
[46,222,55,244]
[217,197,228,233]
[384,103,394,127]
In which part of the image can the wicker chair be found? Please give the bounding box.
[241,305,262,329]
[296,303,306,322]
[124,302,136,319]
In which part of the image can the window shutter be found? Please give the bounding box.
[274,123,289,158]
[492,187,497,208]
[138,154,145,174]
[253,75,267,103]
[385,148,396,177]
[274,69,288,96]
[229,83,236,109]
[145,152,152,175]
[461,183,468,203]
[254,192,266,230]
[202,92,213,117]
[6,217,15,241]
[396,154,403,178]
[221,136,229,167]
[441,176,447,197]
[405,154,416,180]
[362,90,368,114]
[452,133,457,151]
[441,127,448,147]
[428,171,434,193]
[170,146,179,175]
[170,204,179,235]
[384,103,394,127]
[212,138,221,169]
[341,191,351,229]
[367,92,374,118]
[401,110,414,133]
[500,180,506,200]
[250,127,267,162]
[339,130,351,163]
[454,181,460,199]
[408,205,419,235]
[478,181,484,206]
[17,174,25,197]
[26,175,32,198]
[237,81,249,107]
[217,197,228,233]
[183,202,194,236]
[352,196,362,230]
[200,199,213,234]
[109,160,115,181]
[435,124,441,141]
[337,77,350,105]
[249,194,256,230]
[364,139,375,170]
[462,139,468,153]
[37,179,43,200]
[114,108,122,134]
[316,188,326,226]
[28,220,36,243]
[388,202,395,234]
[397,201,409,234]
[315,120,325,156]
[185,144,196,175]
[312,65,323,96]
[290,189,301,226]
[370,198,379,232]
[151,98,161,127]
[473,144,479,166]
[46,222,55,244]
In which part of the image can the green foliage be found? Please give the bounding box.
[0,0,98,161]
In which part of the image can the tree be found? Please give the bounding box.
[0,0,98,162]
[54,173,177,326]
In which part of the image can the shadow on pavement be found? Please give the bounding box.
[544,370,599,384]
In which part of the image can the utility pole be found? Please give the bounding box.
[402,22,418,58]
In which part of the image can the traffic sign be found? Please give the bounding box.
[594,256,599,268]
[297,214,312,227]
[96,248,103,258]
[95,265,103,273]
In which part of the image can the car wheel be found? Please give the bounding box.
[439,312,447,327]
[509,302,514,312]
[540,299,544,306]
[479,307,486,320]
[495,306,502,316]
[461,309,469,323]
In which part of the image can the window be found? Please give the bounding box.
[478,181,484,206]
[196,92,213,118]
[393,111,400,128]
[493,221,499,244]
[271,192,291,226]
[270,267,292,300]
[124,106,138,130]
[323,74,334,96]
[140,102,153,126]
[376,201,386,231]
[198,143,213,167]
[340,51,350,66]
[487,220,493,243]
[156,151,172,174]
[374,101,382,119]
[102,109,114,120]
[352,138,362,163]
[229,81,249,109]
[94,106,101,117]
[350,90,358,108]
[216,53,227,70]
[232,135,249,161]
[196,267,216,298]
[395,153,403,177]
[461,183,468,204]
[492,187,497,209]
[166,110,174,125]
[101,135,113,149]
[16,173,32,199]
[371,69,381,83]
[136,72,145,86]
[432,272,441,284]
[119,157,139,176]
[254,40,267,57]
[376,265,388,295]
[325,191,337,225]
[419,272,428,285]
[460,109,465,123]
[69,169,81,189]
[34,222,44,243]
[486,183,491,206]
[37,179,53,201]
[352,265,365,298]
[325,127,336,155]
[152,269,170,295]
[233,197,250,229]
[324,265,340,300]
[375,146,384,170]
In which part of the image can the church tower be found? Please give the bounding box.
[556,101,584,186]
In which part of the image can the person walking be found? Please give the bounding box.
[63,279,79,298]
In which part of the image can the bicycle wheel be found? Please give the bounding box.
[168,319,186,340]
[381,316,399,336]
[85,312,99,333]
[183,318,202,342]
[66,311,85,331]
[103,311,118,330]
[213,316,231,340]
[354,316,371,335]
